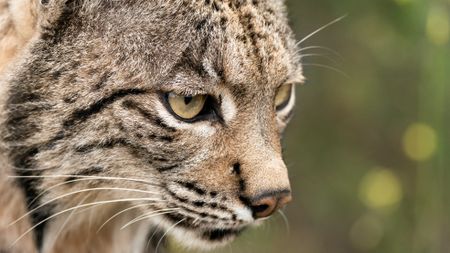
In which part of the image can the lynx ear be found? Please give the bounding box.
[0,0,37,72]
[6,0,69,39]
[0,0,69,72]
[7,0,39,39]
[36,0,72,29]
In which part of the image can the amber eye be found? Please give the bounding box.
[274,84,293,110]
[167,93,207,120]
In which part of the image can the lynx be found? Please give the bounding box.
[0,0,303,252]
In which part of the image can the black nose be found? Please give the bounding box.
[249,190,292,219]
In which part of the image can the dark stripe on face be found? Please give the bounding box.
[73,138,181,172]
[164,212,242,232]
[178,42,209,78]
[166,197,229,222]
[237,9,266,77]
[6,87,58,250]
[4,103,53,142]
[63,89,147,128]
[172,20,212,79]
[148,134,174,143]
[167,190,189,203]
[121,100,176,132]
[155,165,179,172]
[12,150,52,250]
[168,189,228,211]
[176,181,206,196]
[231,162,252,209]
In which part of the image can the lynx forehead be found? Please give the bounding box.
[0,0,303,252]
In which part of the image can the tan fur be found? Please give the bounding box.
[0,0,37,74]
[0,0,303,252]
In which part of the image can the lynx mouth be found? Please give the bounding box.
[163,212,247,247]
[202,228,243,241]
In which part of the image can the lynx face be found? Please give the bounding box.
[2,0,303,251]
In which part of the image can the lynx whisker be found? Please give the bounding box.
[50,194,93,248]
[10,187,162,226]
[297,15,347,46]
[277,209,290,235]
[146,219,165,250]
[297,45,344,60]
[97,203,154,233]
[11,197,169,246]
[28,177,160,208]
[8,174,159,186]
[155,218,186,253]
[121,208,181,230]
[2,0,302,250]
[13,167,57,172]
[300,53,340,65]
[302,63,350,78]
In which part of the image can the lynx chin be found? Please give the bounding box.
[0,0,304,252]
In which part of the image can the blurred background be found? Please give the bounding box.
[172,0,450,252]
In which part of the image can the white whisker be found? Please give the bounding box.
[121,208,180,230]
[14,167,57,172]
[156,218,186,253]
[192,217,200,226]
[28,178,159,208]
[300,53,340,65]
[50,194,92,247]
[8,174,158,186]
[9,188,162,227]
[302,63,350,78]
[10,197,167,246]
[297,15,347,45]
[277,210,290,235]
[97,203,153,233]
[297,45,343,60]
[146,219,164,250]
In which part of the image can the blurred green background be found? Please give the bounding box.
[172,0,450,252]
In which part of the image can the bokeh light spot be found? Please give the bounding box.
[350,213,384,251]
[403,123,438,161]
[359,169,403,209]
[426,6,450,45]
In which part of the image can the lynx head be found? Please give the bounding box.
[4,0,303,250]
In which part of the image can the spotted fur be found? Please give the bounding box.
[0,0,303,252]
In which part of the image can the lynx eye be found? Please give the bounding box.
[275,84,293,110]
[167,93,207,120]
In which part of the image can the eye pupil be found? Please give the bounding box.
[184,96,193,104]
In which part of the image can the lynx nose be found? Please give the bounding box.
[249,191,292,219]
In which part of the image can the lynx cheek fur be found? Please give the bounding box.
[0,0,304,252]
